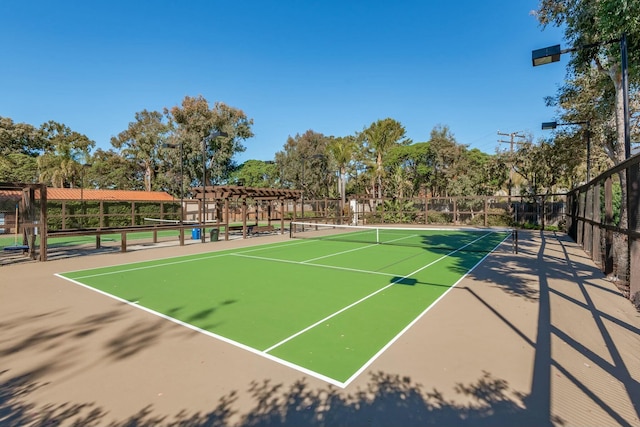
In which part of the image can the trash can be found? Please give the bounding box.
[191,228,201,240]
[210,228,219,242]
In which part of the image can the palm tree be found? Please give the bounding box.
[361,118,409,199]
[328,136,357,210]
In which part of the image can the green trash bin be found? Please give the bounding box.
[209,228,219,242]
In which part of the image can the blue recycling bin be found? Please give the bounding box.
[191,228,201,240]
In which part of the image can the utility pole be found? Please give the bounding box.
[497,130,526,199]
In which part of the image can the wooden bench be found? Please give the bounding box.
[248,225,275,235]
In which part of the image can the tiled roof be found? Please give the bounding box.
[0,188,175,202]
[45,188,175,201]
[0,190,22,199]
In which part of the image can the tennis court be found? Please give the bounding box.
[56,223,514,387]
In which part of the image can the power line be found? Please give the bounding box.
[497,130,526,199]
[497,130,526,153]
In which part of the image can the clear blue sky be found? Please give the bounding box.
[1,1,568,163]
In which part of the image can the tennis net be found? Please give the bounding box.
[289,221,517,253]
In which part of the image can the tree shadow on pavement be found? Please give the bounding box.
[0,367,561,427]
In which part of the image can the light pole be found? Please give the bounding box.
[532,34,630,159]
[163,142,184,226]
[201,130,228,243]
[542,120,592,182]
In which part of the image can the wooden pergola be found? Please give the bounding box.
[192,185,302,240]
[0,182,47,261]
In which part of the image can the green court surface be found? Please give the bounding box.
[57,228,512,387]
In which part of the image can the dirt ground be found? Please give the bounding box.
[1,230,639,426]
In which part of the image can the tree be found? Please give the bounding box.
[0,117,46,182]
[37,121,94,188]
[384,142,433,198]
[360,118,410,199]
[166,95,254,190]
[426,125,461,197]
[535,0,640,281]
[275,130,330,199]
[89,148,139,190]
[228,160,278,187]
[327,135,357,207]
[110,110,170,192]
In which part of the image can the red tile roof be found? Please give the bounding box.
[46,188,175,201]
[0,188,175,202]
[0,190,22,199]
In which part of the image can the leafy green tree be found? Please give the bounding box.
[536,0,640,281]
[426,125,461,197]
[275,130,330,199]
[360,118,410,199]
[0,117,47,182]
[228,160,278,187]
[110,110,170,192]
[166,95,254,190]
[0,116,47,156]
[89,148,139,190]
[37,121,94,188]
[384,142,433,198]
[0,153,39,183]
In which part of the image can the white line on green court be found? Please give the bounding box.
[301,234,419,264]
[262,231,497,355]
[65,239,315,280]
[230,252,402,278]
[301,242,378,263]
[55,274,348,389]
[55,230,506,389]
[342,232,511,387]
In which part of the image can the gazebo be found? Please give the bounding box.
[192,185,302,240]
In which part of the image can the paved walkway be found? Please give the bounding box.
[0,230,638,426]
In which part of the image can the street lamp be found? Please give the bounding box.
[532,34,630,159]
[542,120,592,182]
[201,130,228,243]
[162,142,184,225]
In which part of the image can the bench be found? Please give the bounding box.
[248,225,275,235]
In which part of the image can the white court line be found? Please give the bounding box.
[66,239,314,280]
[54,273,348,388]
[230,252,401,278]
[341,231,511,387]
[301,233,419,264]
[57,229,506,388]
[261,232,493,355]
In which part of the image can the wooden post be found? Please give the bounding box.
[484,197,488,227]
[242,199,247,238]
[61,200,67,229]
[40,185,48,261]
[453,198,458,225]
[280,199,285,234]
[224,199,230,241]
[100,201,104,228]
